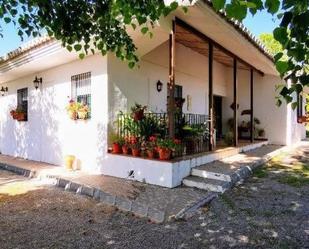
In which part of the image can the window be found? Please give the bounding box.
[297,94,303,117]
[71,72,91,115]
[167,84,183,98]
[17,88,28,121]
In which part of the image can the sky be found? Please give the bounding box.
[0,9,279,57]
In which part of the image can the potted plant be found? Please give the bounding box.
[110,134,124,154]
[66,100,90,120]
[129,136,141,157]
[130,136,141,157]
[10,107,26,121]
[10,109,17,119]
[157,138,181,160]
[77,104,89,120]
[224,131,234,146]
[131,103,146,121]
[145,135,157,159]
[66,99,78,120]
[258,128,265,138]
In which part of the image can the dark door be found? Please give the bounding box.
[213,95,222,139]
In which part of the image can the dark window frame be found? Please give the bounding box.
[17,88,28,121]
[297,94,303,118]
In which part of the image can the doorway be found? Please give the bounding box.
[213,95,223,139]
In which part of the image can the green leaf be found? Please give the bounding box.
[4,17,11,23]
[291,102,298,110]
[74,44,82,51]
[66,45,72,52]
[79,53,85,59]
[212,0,226,11]
[276,61,289,75]
[128,61,135,69]
[273,27,288,45]
[226,3,247,21]
[170,2,179,11]
[141,27,148,35]
[265,0,280,14]
[274,52,283,62]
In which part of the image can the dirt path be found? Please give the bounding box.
[0,145,308,249]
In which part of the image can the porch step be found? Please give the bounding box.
[183,176,230,193]
[191,168,232,182]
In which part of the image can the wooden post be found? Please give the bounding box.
[250,68,254,143]
[233,58,238,147]
[208,42,214,151]
[168,20,176,138]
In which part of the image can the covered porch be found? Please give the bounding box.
[111,18,266,159]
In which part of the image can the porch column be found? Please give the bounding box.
[168,20,176,138]
[208,42,214,151]
[250,68,254,143]
[233,58,238,147]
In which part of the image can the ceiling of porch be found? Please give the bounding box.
[175,24,250,71]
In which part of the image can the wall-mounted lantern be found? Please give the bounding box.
[156,80,163,92]
[0,86,8,96]
[33,76,42,90]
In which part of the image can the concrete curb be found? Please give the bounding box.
[54,177,165,223]
[0,162,166,223]
[0,162,36,178]
[174,144,289,220]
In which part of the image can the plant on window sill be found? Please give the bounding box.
[66,99,90,120]
[10,107,27,122]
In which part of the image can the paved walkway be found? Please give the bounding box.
[0,143,290,221]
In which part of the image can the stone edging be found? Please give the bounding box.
[0,162,165,223]
[55,178,165,223]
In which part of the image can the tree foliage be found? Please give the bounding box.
[0,0,308,106]
[259,33,285,57]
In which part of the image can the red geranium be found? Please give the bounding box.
[149,135,157,142]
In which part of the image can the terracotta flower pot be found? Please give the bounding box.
[122,145,130,155]
[147,150,155,159]
[112,143,122,154]
[132,148,141,157]
[12,113,18,120]
[16,113,26,121]
[158,148,172,160]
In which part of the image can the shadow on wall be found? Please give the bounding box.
[96,122,108,173]
[39,84,62,164]
[1,86,63,163]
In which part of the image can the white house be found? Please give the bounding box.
[0,1,306,188]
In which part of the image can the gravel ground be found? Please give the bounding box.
[0,147,309,249]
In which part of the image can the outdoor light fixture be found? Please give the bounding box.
[33,76,42,90]
[156,80,163,92]
[0,86,8,96]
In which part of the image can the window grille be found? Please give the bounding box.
[71,72,91,116]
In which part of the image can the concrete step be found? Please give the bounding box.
[191,168,232,182]
[182,176,230,193]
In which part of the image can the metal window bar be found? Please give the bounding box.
[71,72,91,117]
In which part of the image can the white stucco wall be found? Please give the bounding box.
[222,69,306,145]
[108,41,229,122]
[0,54,108,172]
